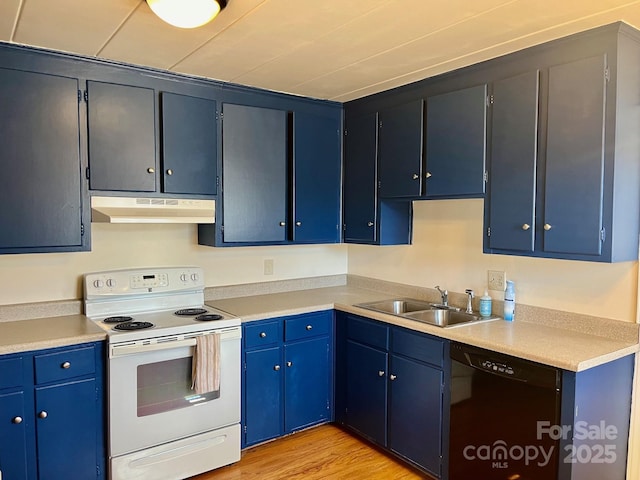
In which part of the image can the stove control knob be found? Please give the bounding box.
[106,278,116,288]
[191,273,199,282]
[180,274,188,282]
[93,279,104,289]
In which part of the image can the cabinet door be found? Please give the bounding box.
[345,340,388,445]
[284,337,330,433]
[425,84,487,197]
[388,355,443,476]
[487,71,540,251]
[222,104,288,243]
[161,92,217,195]
[343,113,377,243]
[0,68,83,251]
[544,55,606,256]
[293,111,341,243]
[35,378,98,480]
[0,391,30,480]
[378,101,423,198]
[244,347,283,446]
[87,81,156,192]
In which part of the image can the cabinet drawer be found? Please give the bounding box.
[0,357,24,390]
[34,346,96,384]
[244,321,282,349]
[346,316,389,350]
[392,328,444,368]
[284,311,331,342]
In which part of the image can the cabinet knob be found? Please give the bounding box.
[166,169,173,176]
[259,332,267,338]
[295,221,302,227]
[12,416,23,424]
[273,365,281,371]
[38,411,48,419]
[367,222,374,227]
[61,361,71,369]
[279,221,286,227]
[521,223,531,231]
[543,223,552,231]
[286,361,293,367]
[147,167,155,174]
[426,172,432,178]
[305,325,313,331]
[390,374,397,381]
[378,370,385,377]
[412,173,419,180]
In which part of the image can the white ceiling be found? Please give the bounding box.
[2,0,640,102]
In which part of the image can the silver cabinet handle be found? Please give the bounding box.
[259,332,267,338]
[273,365,280,371]
[426,172,432,178]
[38,411,48,419]
[378,370,385,377]
[12,416,23,424]
[147,167,155,174]
[522,224,531,231]
[286,361,293,367]
[306,325,313,331]
[367,222,374,227]
[166,169,173,176]
[279,221,286,227]
[295,221,302,227]
[390,374,397,381]
[61,361,71,369]
[412,173,419,180]
[544,223,552,231]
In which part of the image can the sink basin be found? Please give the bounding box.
[355,298,500,328]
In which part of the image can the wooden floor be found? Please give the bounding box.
[190,424,429,480]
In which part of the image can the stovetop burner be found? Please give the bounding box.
[104,316,134,324]
[113,321,154,331]
[195,314,223,321]
[175,308,208,316]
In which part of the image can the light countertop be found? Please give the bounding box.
[207,285,639,372]
[0,315,106,355]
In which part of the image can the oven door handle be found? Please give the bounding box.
[111,338,197,357]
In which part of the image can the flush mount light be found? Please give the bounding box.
[146,0,227,29]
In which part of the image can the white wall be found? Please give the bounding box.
[0,224,348,306]
[348,199,638,322]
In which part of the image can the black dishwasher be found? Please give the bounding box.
[449,342,561,480]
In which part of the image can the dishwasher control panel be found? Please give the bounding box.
[480,359,515,376]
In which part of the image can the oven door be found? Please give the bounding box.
[108,326,241,457]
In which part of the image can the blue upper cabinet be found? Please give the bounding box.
[161,92,217,196]
[485,25,640,262]
[378,100,424,198]
[87,81,157,192]
[424,84,487,198]
[292,111,341,243]
[0,67,87,254]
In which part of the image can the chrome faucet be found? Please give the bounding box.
[465,289,474,314]
[435,286,448,306]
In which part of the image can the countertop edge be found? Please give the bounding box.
[0,332,107,355]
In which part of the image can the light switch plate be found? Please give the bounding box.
[264,259,274,276]
[488,270,506,291]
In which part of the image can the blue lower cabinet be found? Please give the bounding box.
[0,342,105,480]
[244,347,283,446]
[242,312,333,448]
[337,312,446,477]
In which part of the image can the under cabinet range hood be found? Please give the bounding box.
[91,196,215,224]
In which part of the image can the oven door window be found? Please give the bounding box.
[137,356,219,416]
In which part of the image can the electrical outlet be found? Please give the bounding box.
[264,259,274,276]
[488,270,506,291]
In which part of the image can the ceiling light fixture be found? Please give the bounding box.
[146,0,227,29]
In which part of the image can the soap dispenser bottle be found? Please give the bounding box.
[479,290,492,317]
[504,280,515,321]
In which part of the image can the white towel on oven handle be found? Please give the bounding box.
[191,333,220,394]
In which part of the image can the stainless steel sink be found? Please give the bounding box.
[355,298,500,328]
